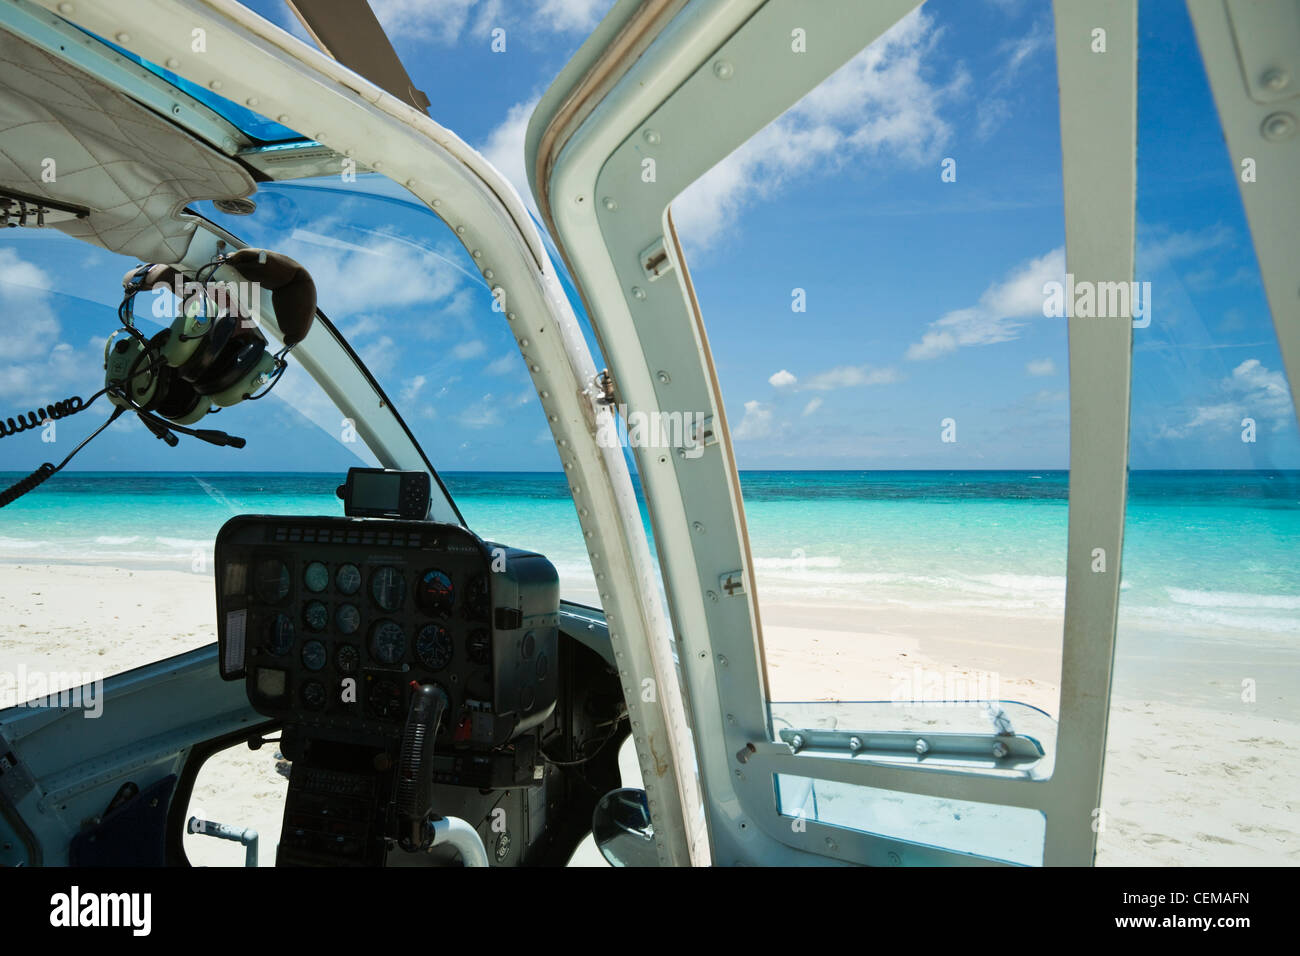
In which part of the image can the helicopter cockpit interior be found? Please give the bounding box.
[1,0,1297,877]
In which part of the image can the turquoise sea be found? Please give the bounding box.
[1,470,1297,640]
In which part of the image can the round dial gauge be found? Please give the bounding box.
[368,678,402,719]
[335,563,361,596]
[335,644,359,675]
[370,566,405,612]
[415,623,453,671]
[464,574,489,621]
[267,614,295,655]
[467,628,491,666]
[303,600,328,632]
[303,561,329,593]
[335,603,360,635]
[368,620,406,665]
[254,559,290,604]
[416,569,454,617]
[301,639,327,672]
[301,680,326,710]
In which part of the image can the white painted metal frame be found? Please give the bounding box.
[27,0,703,865]
[531,0,1137,865]
[1186,0,1300,415]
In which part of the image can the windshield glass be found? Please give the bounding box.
[0,168,602,696]
[0,223,374,687]
[194,174,605,604]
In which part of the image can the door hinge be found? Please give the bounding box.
[592,369,616,406]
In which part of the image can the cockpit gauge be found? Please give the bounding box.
[335,644,359,675]
[464,574,489,621]
[301,639,327,672]
[301,680,327,711]
[367,678,402,719]
[303,600,328,632]
[368,619,406,665]
[370,566,405,612]
[267,614,295,655]
[304,561,329,593]
[335,563,361,596]
[254,558,291,604]
[415,623,453,672]
[467,628,491,666]
[416,569,454,616]
[335,603,360,635]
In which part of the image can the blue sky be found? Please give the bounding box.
[1,0,1296,474]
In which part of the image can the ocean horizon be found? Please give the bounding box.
[2,469,1297,642]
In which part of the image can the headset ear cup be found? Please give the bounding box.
[153,370,203,422]
[176,313,238,383]
[192,337,267,397]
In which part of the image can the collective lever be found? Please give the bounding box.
[396,682,449,851]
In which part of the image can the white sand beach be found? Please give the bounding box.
[1,562,1295,866]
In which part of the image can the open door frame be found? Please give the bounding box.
[530,0,1138,865]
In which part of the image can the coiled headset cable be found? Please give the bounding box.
[0,404,123,508]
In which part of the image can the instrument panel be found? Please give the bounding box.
[215,516,560,750]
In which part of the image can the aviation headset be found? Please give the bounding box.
[105,248,317,425]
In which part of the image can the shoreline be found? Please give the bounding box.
[1,562,1296,866]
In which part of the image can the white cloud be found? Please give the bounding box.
[769,369,797,388]
[366,0,612,45]
[0,339,102,404]
[976,23,1052,139]
[0,248,100,404]
[1138,224,1233,271]
[338,314,385,341]
[359,335,398,376]
[400,375,426,404]
[1159,359,1295,439]
[535,0,609,32]
[478,97,541,218]
[733,400,774,440]
[801,365,901,390]
[286,226,468,319]
[673,9,966,250]
[906,224,1239,362]
[1026,358,1056,377]
[368,0,478,44]
[998,24,1052,77]
[0,246,53,291]
[0,248,60,361]
[907,247,1065,359]
[486,352,520,375]
[458,394,503,429]
[802,397,823,417]
[452,340,487,360]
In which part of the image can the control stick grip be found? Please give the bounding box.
[396,682,449,850]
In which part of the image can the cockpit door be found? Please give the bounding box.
[529,0,1139,865]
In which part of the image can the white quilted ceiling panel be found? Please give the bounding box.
[0,27,255,262]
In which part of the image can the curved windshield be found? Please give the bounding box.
[0,223,373,685]
[195,174,605,603]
